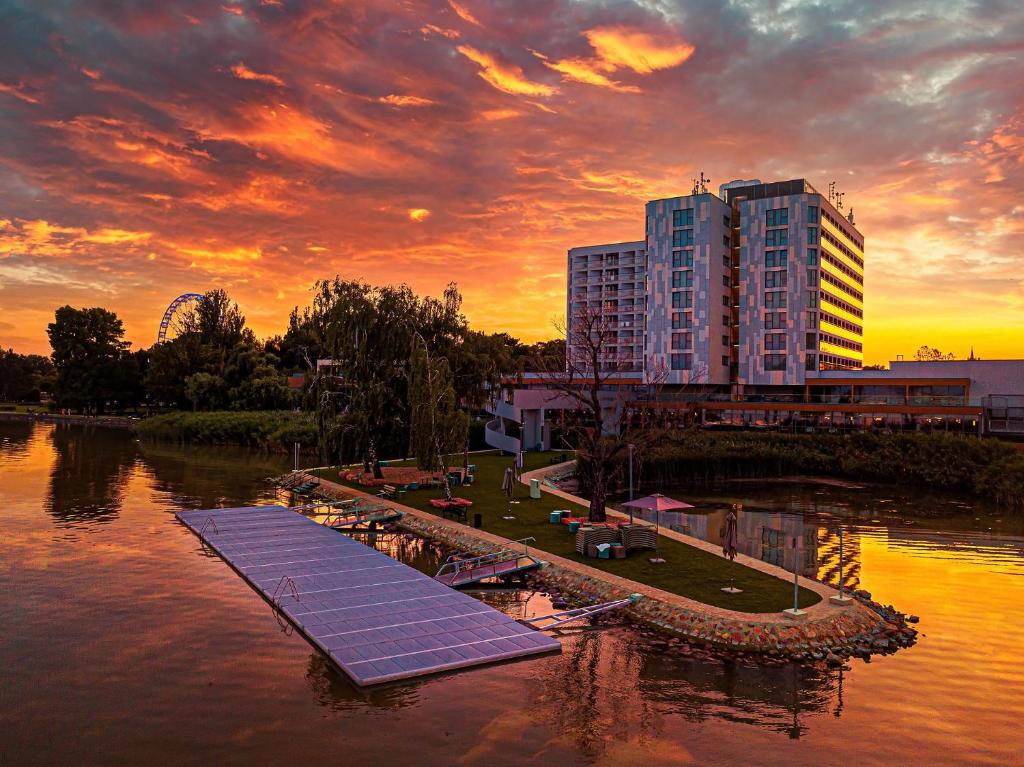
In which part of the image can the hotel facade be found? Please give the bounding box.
[485,177,1023,452]
[567,178,865,389]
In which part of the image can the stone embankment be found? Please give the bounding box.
[288,470,918,663]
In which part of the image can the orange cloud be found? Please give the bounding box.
[457,46,556,97]
[0,219,152,258]
[408,208,431,222]
[535,26,692,92]
[0,81,42,104]
[448,0,481,26]
[584,27,695,74]
[379,94,435,107]
[230,62,286,87]
[540,57,640,93]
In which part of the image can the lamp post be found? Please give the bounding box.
[627,443,634,502]
[783,534,807,620]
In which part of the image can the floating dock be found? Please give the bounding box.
[176,505,560,686]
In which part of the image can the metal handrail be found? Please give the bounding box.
[198,517,219,537]
[435,538,538,579]
[271,575,301,605]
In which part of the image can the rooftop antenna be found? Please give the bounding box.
[847,207,855,225]
[828,181,836,203]
[835,191,845,210]
[699,171,710,194]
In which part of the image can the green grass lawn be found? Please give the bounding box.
[316,451,819,613]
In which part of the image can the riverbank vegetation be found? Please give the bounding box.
[11,284,562,452]
[611,431,1024,510]
[135,411,316,451]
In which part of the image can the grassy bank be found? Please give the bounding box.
[619,431,1024,509]
[318,451,819,613]
[135,410,317,452]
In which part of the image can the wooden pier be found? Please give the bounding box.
[176,505,560,686]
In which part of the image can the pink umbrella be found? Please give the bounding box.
[622,493,695,530]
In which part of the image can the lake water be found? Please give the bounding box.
[2,420,1023,766]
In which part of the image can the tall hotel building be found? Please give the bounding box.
[566,178,865,389]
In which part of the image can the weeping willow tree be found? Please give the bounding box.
[408,336,469,473]
[310,278,467,474]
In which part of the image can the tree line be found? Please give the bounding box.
[3,281,563,463]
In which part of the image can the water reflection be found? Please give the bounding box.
[4,420,1024,766]
[45,423,137,527]
[0,419,34,459]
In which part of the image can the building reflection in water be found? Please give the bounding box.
[625,504,863,591]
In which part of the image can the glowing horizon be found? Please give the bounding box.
[1,1,1022,362]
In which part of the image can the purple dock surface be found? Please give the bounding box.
[175,506,560,686]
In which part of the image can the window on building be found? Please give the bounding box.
[766,208,789,227]
[722,355,730,366]
[765,249,788,268]
[673,208,694,227]
[766,229,789,247]
[763,354,786,371]
[807,269,819,286]
[808,206,819,223]
[805,354,818,371]
[722,294,731,307]
[722,334,730,346]
[807,291,818,308]
[723,254,731,268]
[671,332,693,350]
[723,235,730,246]
[673,229,694,247]
[806,332,817,349]
[808,226,818,244]
[672,270,693,288]
[672,251,694,268]
[765,333,787,351]
[765,311,787,330]
[671,353,693,370]
[723,215,731,227]
[806,311,818,328]
[765,270,788,288]
[722,275,730,287]
[672,290,693,309]
[765,291,787,309]
[671,311,692,329]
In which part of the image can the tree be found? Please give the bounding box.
[914,346,955,361]
[47,306,130,413]
[408,336,470,471]
[310,278,469,469]
[537,308,640,522]
[0,349,55,402]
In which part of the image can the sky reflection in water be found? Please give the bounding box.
[1,421,1023,766]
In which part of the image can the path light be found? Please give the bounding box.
[783,535,808,621]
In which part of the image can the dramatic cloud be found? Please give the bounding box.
[0,0,1022,362]
[230,62,286,87]
[456,45,557,97]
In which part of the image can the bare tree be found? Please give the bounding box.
[537,306,666,523]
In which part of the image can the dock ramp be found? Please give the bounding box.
[176,505,560,686]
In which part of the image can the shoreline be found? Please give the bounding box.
[290,468,918,663]
[0,411,136,429]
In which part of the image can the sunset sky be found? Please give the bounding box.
[1,0,1022,363]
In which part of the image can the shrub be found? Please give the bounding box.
[134,410,316,452]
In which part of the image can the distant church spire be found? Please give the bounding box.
[969,346,976,361]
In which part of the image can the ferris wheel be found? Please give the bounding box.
[156,292,203,343]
